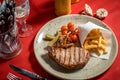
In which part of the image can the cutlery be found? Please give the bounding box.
[7,72,23,80]
[9,64,49,80]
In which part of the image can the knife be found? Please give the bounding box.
[9,64,49,80]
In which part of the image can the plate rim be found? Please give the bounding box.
[33,14,118,79]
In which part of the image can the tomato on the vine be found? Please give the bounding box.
[67,22,75,31]
[67,22,74,28]
[69,34,78,42]
[60,22,80,43]
[62,30,68,35]
[61,25,68,31]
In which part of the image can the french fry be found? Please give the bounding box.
[96,49,102,56]
[98,36,102,47]
[86,36,100,40]
[90,40,98,44]
[85,44,98,50]
[84,40,88,49]
[83,29,108,56]
[101,39,107,45]
[99,44,108,54]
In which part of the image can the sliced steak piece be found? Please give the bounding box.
[47,46,90,69]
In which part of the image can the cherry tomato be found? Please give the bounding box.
[67,22,75,31]
[70,26,75,32]
[67,22,74,28]
[69,34,78,42]
[62,30,68,35]
[61,25,68,31]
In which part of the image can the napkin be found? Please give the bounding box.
[78,22,112,59]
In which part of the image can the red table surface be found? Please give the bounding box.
[0,0,120,80]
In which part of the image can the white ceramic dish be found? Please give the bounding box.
[34,14,118,80]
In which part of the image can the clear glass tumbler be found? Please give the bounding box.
[0,25,22,59]
[0,0,22,59]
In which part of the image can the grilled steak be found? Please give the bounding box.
[47,46,90,69]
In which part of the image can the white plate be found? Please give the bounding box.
[34,14,118,80]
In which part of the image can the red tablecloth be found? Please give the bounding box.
[0,0,120,80]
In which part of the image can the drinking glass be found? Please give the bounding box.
[15,0,33,37]
[0,0,22,59]
[0,24,22,59]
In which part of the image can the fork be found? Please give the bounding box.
[7,72,23,80]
